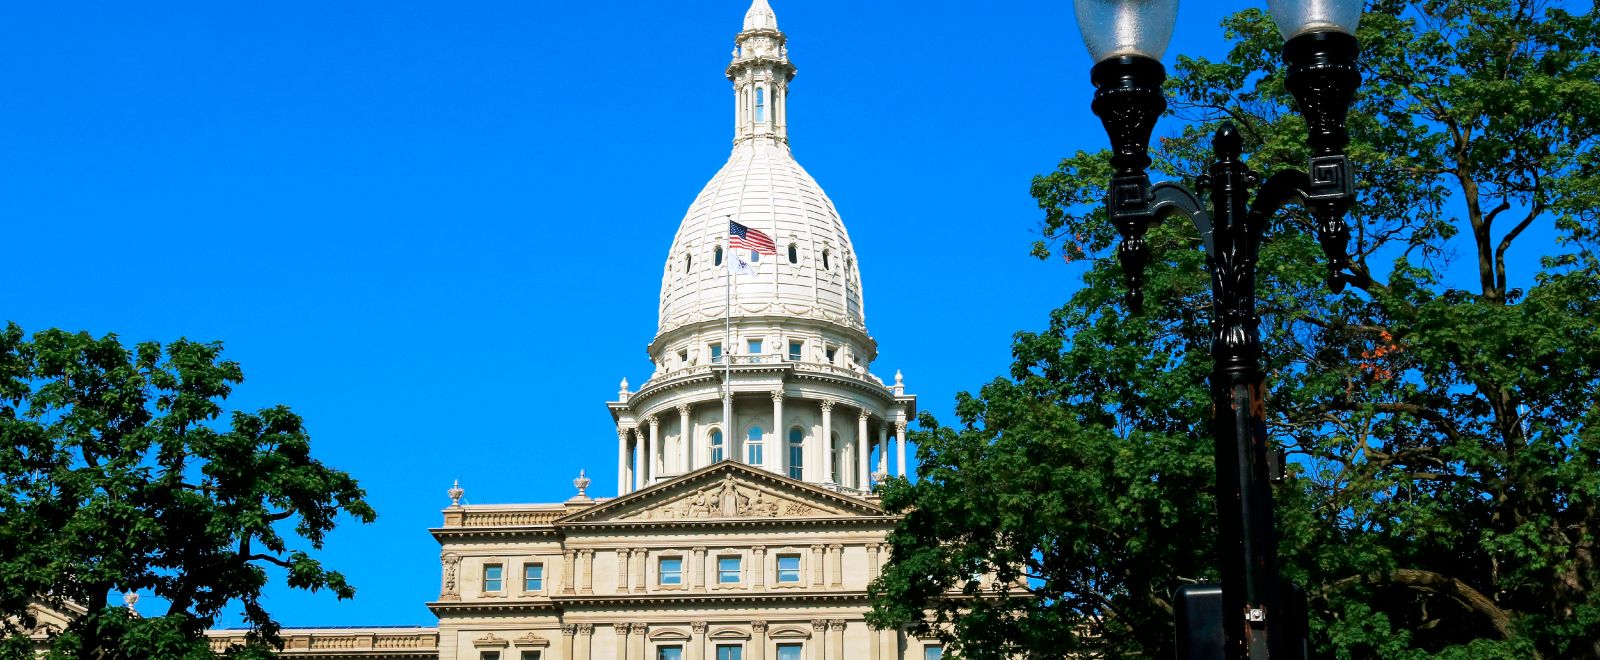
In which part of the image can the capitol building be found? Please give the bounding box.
[203,2,940,659]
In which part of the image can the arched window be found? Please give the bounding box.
[822,249,831,271]
[746,425,764,466]
[788,427,805,479]
[787,244,798,264]
[714,245,724,267]
[755,87,766,124]
[709,429,724,463]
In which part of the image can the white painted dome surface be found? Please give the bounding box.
[656,139,865,338]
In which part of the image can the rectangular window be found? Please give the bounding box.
[776,554,801,583]
[747,338,763,355]
[521,652,542,660]
[788,341,803,361]
[480,652,500,660]
[660,557,683,585]
[677,348,689,364]
[923,646,943,660]
[776,644,802,660]
[718,556,741,583]
[716,646,743,660]
[657,646,683,660]
[483,564,503,592]
[523,563,543,592]
[746,440,763,466]
[710,343,723,364]
[825,345,837,363]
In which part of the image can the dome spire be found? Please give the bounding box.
[727,0,795,146]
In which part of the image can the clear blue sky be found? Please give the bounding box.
[1,0,1258,626]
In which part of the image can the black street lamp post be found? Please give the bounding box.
[1071,1,1363,658]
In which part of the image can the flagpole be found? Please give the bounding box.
[723,223,733,463]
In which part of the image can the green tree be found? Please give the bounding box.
[868,1,1600,657]
[0,324,377,659]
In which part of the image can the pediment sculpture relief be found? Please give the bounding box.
[621,476,834,521]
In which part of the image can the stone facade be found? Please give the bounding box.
[203,2,943,658]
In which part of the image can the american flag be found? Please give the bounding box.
[729,221,777,255]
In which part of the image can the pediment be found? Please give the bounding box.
[558,462,886,524]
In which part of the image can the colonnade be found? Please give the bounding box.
[617,395,907,495]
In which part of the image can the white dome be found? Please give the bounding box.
[656,139,865,339]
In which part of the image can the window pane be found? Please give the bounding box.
[524,564,543,591]
[718,557,741,583]
[661,558,682,585]
[777,555,801,582]
[480,653,499,660]
[711,429,724,463]
[776,644,802,660]
[924,647,943,660]
[716,646,743,660]
[521,652,541,660]
[747,339,763,354]
[788,341,802,360]
[658,647,683,660]
[484,565,503,591]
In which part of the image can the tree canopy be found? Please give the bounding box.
[0,324,376,659]
[868,1,1600,657]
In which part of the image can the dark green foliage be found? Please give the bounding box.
[0,324,377,658]
[870,1,1600,657]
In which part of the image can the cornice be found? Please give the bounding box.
[554,591,872,608]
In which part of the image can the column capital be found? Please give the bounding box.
[751,545,766,554]
[645,415,658,427]
[828,620,846,632]
[895,420,908,433]
[617,427,630,441]
[677,403,693,415]
[811,619,828,632]
[810,544,824,552]
[561,624,577,637]
[859,408,871,421]
[692,621,709,634]
[827,543,844,551]
[631,623,649,633]
[693,546,707,553]
[771,390,785,403]
[578,623,594,635]
[751,620,768,633]
[819,398,836,412]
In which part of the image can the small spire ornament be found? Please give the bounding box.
[448,479,464,507]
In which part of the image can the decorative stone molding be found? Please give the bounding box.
[473,633,509,648]
[692,621,708,634]
[770,390,785,403]
[439,553,461,601]
[561,625,577,637]
[631,622,649,634]
[578,624,594,636]
[617,475,825,521]
[811,620,828,632]
[819,399,835,412]
[751,620,768,634]
[515,633,552,648]
[828,620,845,632]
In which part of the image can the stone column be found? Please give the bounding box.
[751,546,766,591]
[647,416,660,485]
[828,621,845,660]
[633,427,645,490]
[770,391,784,475]
[614,623,629,660]
[562,624,577,660]
[690,621,707,660]
[895,417,907,477]
[810,545,825,587]
[819,400,835,483]
[867,543,881,580]
[630,623,648,660]
[578,624,594,660]
[692,546,707,592]
[617,428,630,496]
[617,549,630,595]
[828,544,843,588]
[633,549,647,593]
[562,549,578,594]
[810,620,828,660]
[579,549,594,595]
[751,620,768,660]
[678,404,693,473]
[879,628,896,660]
[878,424,889,476]
[857,410,870,489]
